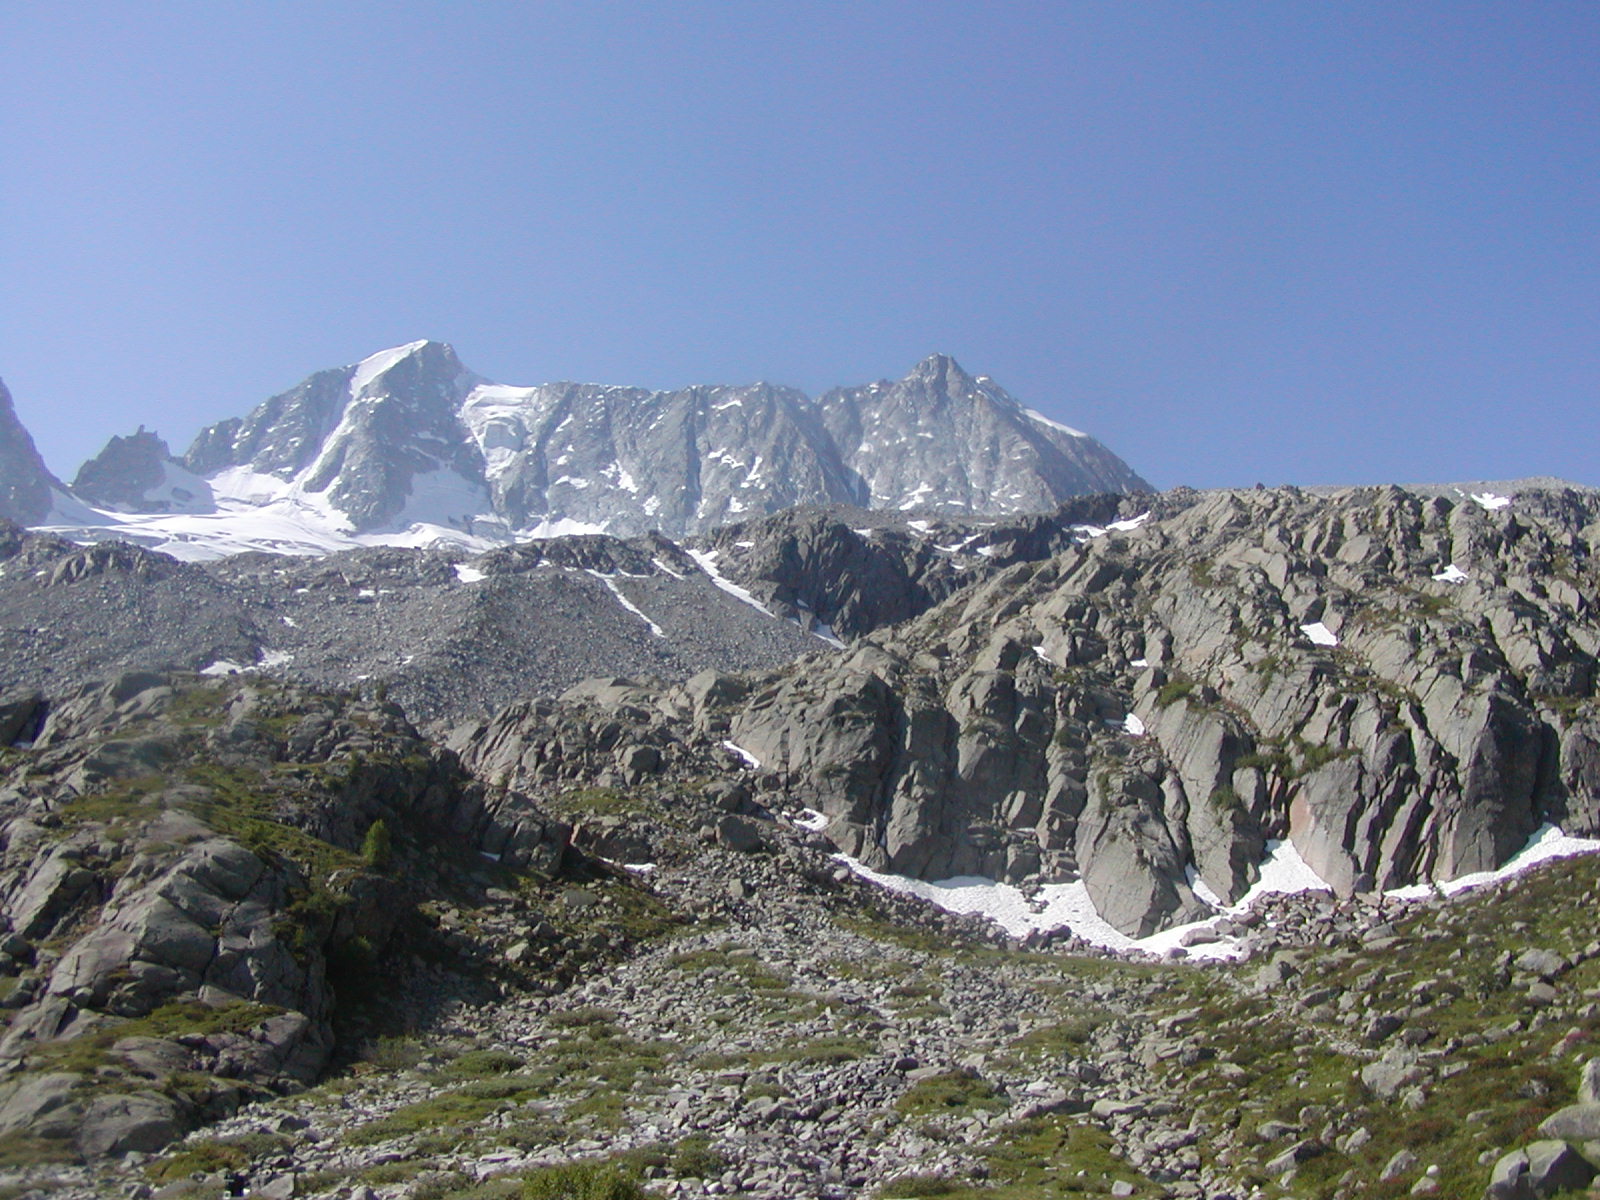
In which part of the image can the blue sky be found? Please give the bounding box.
[3,2,1595,490]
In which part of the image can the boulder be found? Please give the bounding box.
[1579,1056,1600,1105]
[1538,1103,1600,1143]
[0,1071,84,1139]
[76,1091,184,1158]
[1485,1140,1596,1199]
[0,689,42,745]
[715,815,767,854]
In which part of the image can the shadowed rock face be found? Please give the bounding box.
[0,379,57,526]
[0,672,572,1162]
[70,428,186,513]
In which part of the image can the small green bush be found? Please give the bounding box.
[519,1160,646,1200]
[361,818,392,869]
[1155,679,1194,708]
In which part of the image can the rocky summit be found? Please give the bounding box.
[2,362,1600,1198]
[0,380,58,529]
[26,343,1147,558]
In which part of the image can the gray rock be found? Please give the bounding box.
[0,688,42,746]
[1580,1056,1600,1105]
[0,1071,84,1139]
[1381,1148,1420,1181]
[71,428,191,514]
[1362,1052,1426,1101]
[179,344,1146,542]
[1538,1103,1600,1142]
[77,1091,184,1157]
[1486,1141,1596,1199]
[1263,1139,1323,1176]
[1515,948,1571,981]
[716,816,767,854]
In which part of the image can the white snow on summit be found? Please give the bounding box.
[350,340,431,396]
[1023,408,1087,438]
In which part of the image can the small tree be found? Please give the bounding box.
[361,818,392,870]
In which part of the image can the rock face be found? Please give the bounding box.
[47,343,1147,556]
[718,484,1600,935]
[185,339,483,531]
[0,378,58,526]
[70,427,208,514]
[14,478,1600,941]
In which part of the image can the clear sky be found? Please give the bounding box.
[3,2,1595,491]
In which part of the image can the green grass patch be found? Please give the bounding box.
[0,1132,77,1169]
[345,1081,547,1147]
[519,1160,647,1200]
[1011,1012,1108,1058]
[29,999,280,1076]
[442,1048,525,1078]
[748,1036,872,1066]
[1155,678,1195,708]
[546,788,653,819]
[146,1140,250,1183]
[896,1069,1004,1117]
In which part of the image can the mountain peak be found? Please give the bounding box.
[348,339,459,396]
[0,378,60,525]
[904,353,974,391]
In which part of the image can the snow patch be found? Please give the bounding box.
[687,549,777,619]
[1471,492,1512,511]
[590,572,665,638]
[722,741,761,769]
[1432,564,1468,583]
[1387,824,1600,901]
[1071,512,1152,542]
[200,648,294,677]
[1123,713,1146,736]
[454,563,487,583]
[808,619,846,649]
[793,808,829,833]
[1301,622,1339,647]
[836,838,1331,962]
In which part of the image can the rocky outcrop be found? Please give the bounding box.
[0,671,572,1160]
[0,379,58,527]
[70,427,206,514]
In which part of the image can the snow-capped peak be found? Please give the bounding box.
[349,340,437,397]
